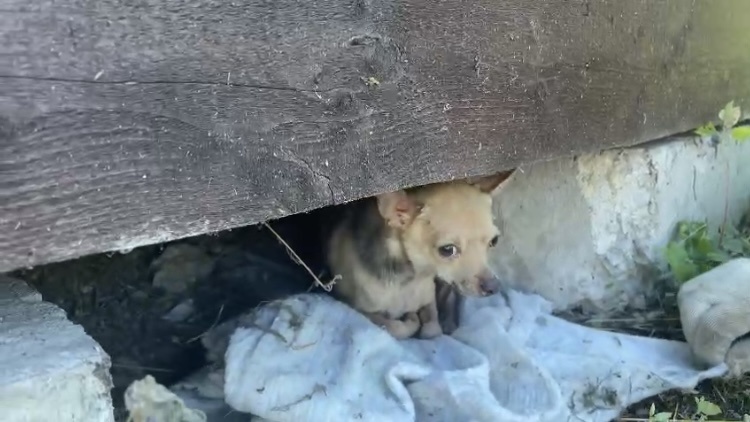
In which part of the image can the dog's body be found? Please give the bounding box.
[325,170,515,339]
[326,196,441,338]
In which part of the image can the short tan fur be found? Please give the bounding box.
[326,169,515,339]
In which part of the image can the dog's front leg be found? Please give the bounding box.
[365,312,421,339]
[417,299,443,339]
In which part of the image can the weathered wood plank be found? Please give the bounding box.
[1,0,749,271]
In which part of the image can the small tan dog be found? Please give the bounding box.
[326,170,515,339]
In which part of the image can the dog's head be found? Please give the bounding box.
[376,170,515,296]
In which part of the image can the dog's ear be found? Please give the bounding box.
[376,190,419,228]
[466,169,516,194]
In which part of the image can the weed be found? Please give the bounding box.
[664,101,750,284]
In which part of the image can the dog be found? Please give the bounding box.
[325,169,515,339]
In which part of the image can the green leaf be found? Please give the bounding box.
[677,221,707,241]
[696,397,722,416]
[691,233,715,255]
[723,237,746,255]
[695,122,717,138]
[652,411,673,422]
[705,250,731,263]
[665,217,750,282]
[732,125,750,142]
[719,100,741,129]
[664,242,699,282]
[696,261,717,276]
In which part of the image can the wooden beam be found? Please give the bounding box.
[1,0,749,271]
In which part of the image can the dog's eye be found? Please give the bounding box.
[437,244,459,258]
[489,235,499,248]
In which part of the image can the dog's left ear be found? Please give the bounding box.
[376,190,420,228]
[466,169,516,194]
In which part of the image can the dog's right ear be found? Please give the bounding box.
[466,169,516,194]
[376,190,419,228]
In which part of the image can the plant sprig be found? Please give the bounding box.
[664,220,750,284]
[664,101,750,284]
[640,397,740,421]
[695,101,750,144]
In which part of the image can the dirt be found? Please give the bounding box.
[10,212,326,418]
[560,290,750,421]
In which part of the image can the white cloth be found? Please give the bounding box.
[220,291,726,422]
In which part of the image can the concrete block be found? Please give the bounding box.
[0,275,114,422]
[491,136,750,311]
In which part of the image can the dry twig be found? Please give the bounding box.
[185,303,225,344]
[263,222,338,292]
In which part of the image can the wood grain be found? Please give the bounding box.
[2,0,749,271]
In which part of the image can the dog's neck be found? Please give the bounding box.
[349,199,416,284]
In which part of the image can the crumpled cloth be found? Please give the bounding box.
[204,290,727,422]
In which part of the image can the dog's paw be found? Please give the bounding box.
[403,311,420,325]
[385,313,420,339]
[418,320,443,339]
[388,322,420,339]
[376,313,420,339]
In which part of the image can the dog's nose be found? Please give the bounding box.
[479,276,501,295]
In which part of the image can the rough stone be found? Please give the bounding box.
[151,243,216,294]
[0,275,114,422]
[490,135,750,311]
